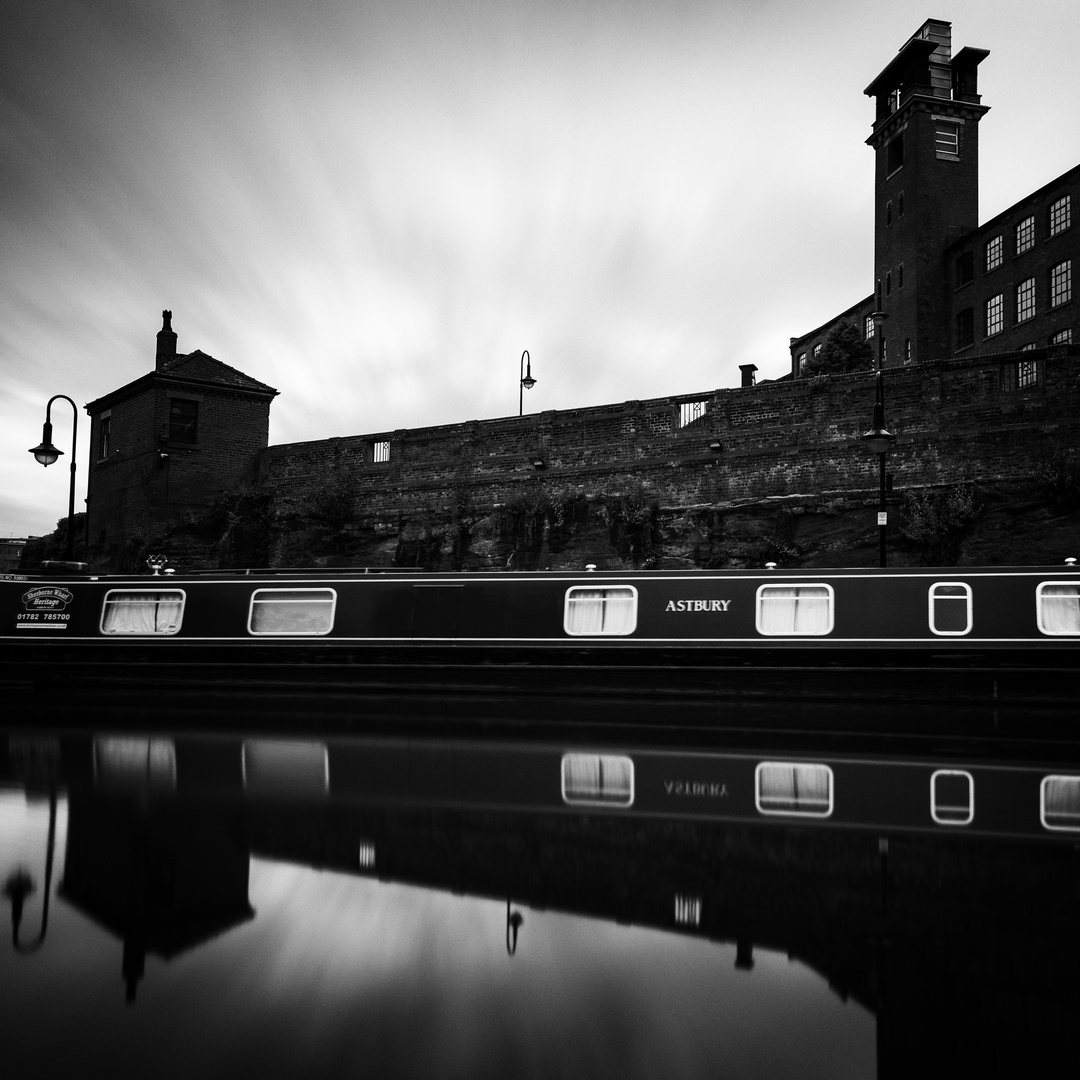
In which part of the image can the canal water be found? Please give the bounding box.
[2,702,1078,1077]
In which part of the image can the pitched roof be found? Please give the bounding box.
[86,350,278,412]
[158,349,278,394]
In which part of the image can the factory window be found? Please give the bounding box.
[865,316,875,339]
[886,132,904,174]
[564,586,638,636]
[929,583,972,636]
[797,351,808,371]
[812,343,822,358]
[678,399,709,428]
[168,398,198,443]
[955,309,974,350]
[100,590,185,635]
[1050,329,1073,345]
[905,339,912,364]
[1016,277,1036,323]
[98,413,111,460]
[248,589,337,636]
[897,191,905,217]
[756,585,833,636]
[755,762,833,818]
[955,251,973,288]
[985,235,1003,271]
[561,753,634,807]
[1050,261,1072,308]
[1037,582,1080,635]
[370,439,391,464]
[1016,215,1036,254]
[1049,195,1071,237]
[935,121,960,156]
[985,294,1004,337]
[1000,358,1042,392]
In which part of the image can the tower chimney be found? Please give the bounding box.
[156,310,177,370]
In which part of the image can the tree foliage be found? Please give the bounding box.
[803,320,874,376]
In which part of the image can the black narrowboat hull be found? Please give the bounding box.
[3,566,1080,731]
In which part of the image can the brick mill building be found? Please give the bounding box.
[790,19,1076,380]
[76,19,1079,572]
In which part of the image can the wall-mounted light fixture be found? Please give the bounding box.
[708,441,722,454]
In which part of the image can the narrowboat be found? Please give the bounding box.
[6,728,1080,844]
[2,562,1080,719]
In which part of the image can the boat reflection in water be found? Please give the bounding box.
[3,704,1080,1077]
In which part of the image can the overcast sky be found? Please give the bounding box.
[2,0,1078,540]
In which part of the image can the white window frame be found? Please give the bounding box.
[928,582,972,636]
[1036,582,1080,636]
[755,761,834,818]
[986,294,1004,337]
[755,584,834,637]
[100,589,186,635]
[1049,195,1071,237]
[985,235,1003,271]
[563,586,638,637]
[930,769,974,826]
[247,587,337,636]
[1016,215,1035,254]
[1016,277,1036,323]
[1041,775,1080,832]
[561,753,635,808]
[1050,260,1072,308]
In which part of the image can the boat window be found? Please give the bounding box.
[242,739,329,799]
[929,583,972,635]
[1036,583,1080,635]
[755,761,833,817]
[248,588,336,635]
[100,590,185,635]
[755,585,833,636]
[1041,775,1080,831]
[561,753,635,807]
[93,737,177,792]
[930,769,974,825]
[564,586,637,636]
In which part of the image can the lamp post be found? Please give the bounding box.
[861,312,894,568]
[519,350,536,416]
[28,395,79,562]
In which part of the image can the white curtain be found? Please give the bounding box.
[101,591,184,634]
[1040,585,1080,634]
[758,586,830,635]
[758,763,830,814]
[562,753,633,805]
[565,588,636,635]
[1044,776,1080,827]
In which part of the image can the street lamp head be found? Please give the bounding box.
[520,350,536,391]
[861,427,895,455]
[29,419,63,467]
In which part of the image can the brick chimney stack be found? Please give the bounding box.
[156,309,177,369]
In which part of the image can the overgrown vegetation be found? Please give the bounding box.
[900,484,978,565]
[802,320,874,377]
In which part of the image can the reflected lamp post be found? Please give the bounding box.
[519,350,536,416]
[27,394,79,562]
[861,313,894,568]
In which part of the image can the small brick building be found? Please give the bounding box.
[84,312,278,555]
